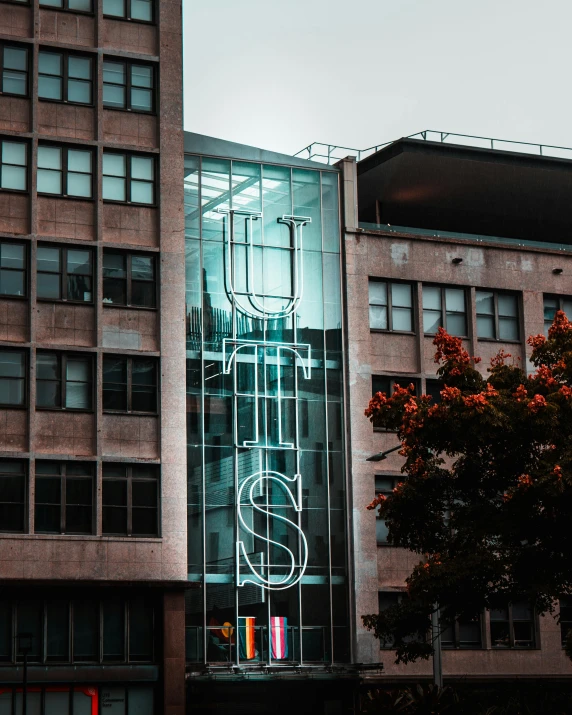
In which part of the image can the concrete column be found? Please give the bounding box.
[163,590,186,715]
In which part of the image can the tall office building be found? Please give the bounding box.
[0,0,187,713]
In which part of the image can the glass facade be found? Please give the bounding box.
[184,154,349,666]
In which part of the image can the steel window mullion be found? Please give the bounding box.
[61,354,67,409]
[493,292,500,340]
[126,61,132,110]
[440,287,446,331]
[127,357,133,412]
[126,253,132,305]
[387,281,393,331]
[61,246,68,300]
[126,154,132,203]
[62,52,68,102]
[61,465,66,533]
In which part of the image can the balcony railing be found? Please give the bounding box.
[295,130,572,165]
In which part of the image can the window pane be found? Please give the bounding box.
[46,600,69,661]
[67,249,91,277]
[37,353,58,380]
[38,75,62,100]
[131,156,153,180]
[459,620,481,646]
[39,0,62,6]
[103,153,126,177]
[369,305,387,330]
[37,168,62,195]
[422,285,440,311]
[4,48,27,72]
[0,269,24,297]
[38,247,61,274]
[45,692,69,715]
[68,57,91,80]
[103,84,126,108]
[73,600,98,661]
[66,504,92,534]
[475,290,494,315]
[369,281,387,306]
[499,317,519,341]
[103,600,125,661]
[37,273,61,300]
[103,176,126,202]
[544,297,558,322]
[513,621,534,647]
[423,309,441,334]
[131,88,152,112]
[446,313,467,337]
[129,600,153,661]
[132,386,156,412]
[445,288,465,313]
[103,253,126,277]
[68,150,91,174]
[133,359,155,386]
[498,294,518,318]
[128,686,154,715]
[68,79,91,104]
[103,61,125,85]
[67,172,91,198]
[103,358,127,410]
[39,53,62,77]
[132,480,157,508]
[1,165,26,191]
[17,601,42,660]
[490,620,510,647]
[37,381,60,408]
[3,70,27,96]
[2,141,26,166]
[1,243,24,270]
[131,180,153,204]
[131,281,155,308]
[66,359,91,410]
[69,0,92,9]
[392,307,412,332]
[131,65,152,88]
[131,255,153,280]
[131,0,152,21]
[477,315,495,339]
[104,278,127,305]
[103,0,125,16]
[132,507,157,536]
[391,283,412,308]
[0,475,24,502]
[562,299,572,318]
[0,351,24,378]
[0,601,11,661]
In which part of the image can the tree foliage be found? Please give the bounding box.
[362,311,572,664]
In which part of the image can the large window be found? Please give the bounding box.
[560,598,572,646]
[35,461,93,534]
[103,0,153,22]
[103,59,155,113]
[377,591,405,649]
[369,280,413,332]
[0,460,26,533]
[0,44,28,97]
[37,245,92,302]
[374,475,398,544]
[103,152,155,205]
[103,251,156,308]
[371,376,419,431]
[0,350,25,407]
[0,241,26,297]
[39,0,93,12]
[544,295,572,335]
[490,602,536,648]
[38,50,92,105]
[0,140,27,192]
[36,352,92,411]
[0,597,155,664]
[37,145,93,198]
[441,615,482,649]
[102,463,159,536]
[422,285,467,336]
[476,290,519,341]
[103,356,157,413]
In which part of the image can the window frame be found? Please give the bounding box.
[0,459,26,534]
[103,0,155,24]
[0,42,29,98]
[102,355,159,414]
[475,289,520,342]
[489,602,538,649]
[38,0,94,16]
[36,243,94,304]
[102,57,156,114]
[37,143,94,200]
[422,284,468,337]
[37,49,94,106]
[368,278,415,334]
[0,240,27,299]
[34,460,94,535]
[0,138,28,194]
[102,150,156,206]
[102,250,157,310]
[371,375,420,432]
[543,294,572,336]
[36,351,93,413]
[374,474,398,545]
[102,463,160,537]
[0,349,26,409]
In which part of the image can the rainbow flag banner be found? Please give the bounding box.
[238,617,256,660]
[270,617,288,660]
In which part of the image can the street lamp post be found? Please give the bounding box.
[16,632,33,715]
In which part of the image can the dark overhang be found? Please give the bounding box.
[357,138,572,243]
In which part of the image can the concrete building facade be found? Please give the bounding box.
[0,0,187,712]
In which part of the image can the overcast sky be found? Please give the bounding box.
[182,0,572,157]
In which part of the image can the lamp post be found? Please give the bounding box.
[16,632,33,715]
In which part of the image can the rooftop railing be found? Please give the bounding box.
[295,130,572,165]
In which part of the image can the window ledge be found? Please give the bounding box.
[0,533,162,542]
[370,329,416,336]
[102,302,157,312]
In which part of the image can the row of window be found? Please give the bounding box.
[0,43,155,113]
[1,139,156,204]
[0,596,155,664]
[0,240,156,308]
[0,460,159,536]
[378,594,572,650]
[3,0,154,23]
[0,351,158,413]
[369,280,520,341]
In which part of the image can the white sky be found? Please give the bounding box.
[182,0,572,157]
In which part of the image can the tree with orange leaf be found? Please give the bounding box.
[363,311,572,664]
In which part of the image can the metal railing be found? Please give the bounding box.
[294,130,572,165]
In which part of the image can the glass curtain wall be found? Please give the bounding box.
[184,155,348,666]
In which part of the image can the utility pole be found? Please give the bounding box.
[431,606,443,688]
